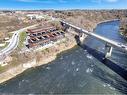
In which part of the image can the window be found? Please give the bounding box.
[56,32,60,35]
[38,33,41,36]
[33,34,36,36]
[42,32,45,34]
[43,36,48,39]
[38,37,42,40]
[32,39,36,42]
[53,33,57,36]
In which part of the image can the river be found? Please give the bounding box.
[0,20,127,94]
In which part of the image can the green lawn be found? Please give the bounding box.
[18,31,27,48]
[0,42,9,50]
[2,42,9,48]
[8,32,13,38]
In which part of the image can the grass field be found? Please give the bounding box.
[18,31,27,48]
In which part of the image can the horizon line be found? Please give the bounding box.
[0,8,127,11]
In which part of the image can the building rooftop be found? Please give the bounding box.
[27,26,56,33]
[26,24,65,48]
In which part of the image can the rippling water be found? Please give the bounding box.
[0,20,127,94]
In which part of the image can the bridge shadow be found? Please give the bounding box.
[74,35,127,81]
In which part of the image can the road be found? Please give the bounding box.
[0,24,37,60]
[0,15,54,61]
[1,16,126,60]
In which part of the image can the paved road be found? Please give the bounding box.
[0,15,54,61]
[0,24,37,59]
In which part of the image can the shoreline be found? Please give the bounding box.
[120,32,127,40]
[0,19,117,84]
[0,34,78,84]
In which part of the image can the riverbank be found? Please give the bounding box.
[120,31,127,40]
[0,19,117,84]
[0,20,126,94]
[119,18,127,39]
[0,33,79,84]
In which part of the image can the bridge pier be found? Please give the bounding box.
[60,21,127,55]
[61,23,69,32]
[105,43,113,58]
[79,33,86,44]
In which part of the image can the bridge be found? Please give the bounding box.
[60,20,127,58]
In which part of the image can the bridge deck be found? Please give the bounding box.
[61,20,127,53]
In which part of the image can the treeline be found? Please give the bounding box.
[51,10,127,31]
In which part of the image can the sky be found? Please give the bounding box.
[0,0,127,10]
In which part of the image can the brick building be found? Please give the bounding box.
[26,25,65,48]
